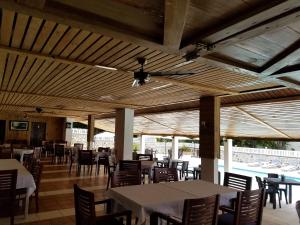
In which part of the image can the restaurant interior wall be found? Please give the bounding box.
[0,112,65,145]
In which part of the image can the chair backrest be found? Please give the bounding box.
[111,170,141,188]
[0,151,12,159]
[78,150,94,164]
[23,153,34,169]
[182,195,220,225]
[55,144,65,156]
[234,189,265,225]
[119,160,141,171]
[255,176,264,189]
[170,161,178,168]
[74,143,84,150]
[33,147,42,159]
[73,184,96,225]
[30,160,43,191]
[153,167,178,183]
[224,172,252,191]
[0,169,17,224]
[136,154,153,161]
[182,161,189,170]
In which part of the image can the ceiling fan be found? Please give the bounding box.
[24,107,55,114]
[131,57,195,87]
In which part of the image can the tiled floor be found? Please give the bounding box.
[0,158,299,225]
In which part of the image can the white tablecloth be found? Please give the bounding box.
[13,149,34,163]
[0,159,36,217]
[107,180,236,225]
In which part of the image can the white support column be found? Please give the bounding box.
[65,118,74,146]
[172,136,179,159]
[140,135,146,154]
[115,108,134,161]
[224,139,233,172]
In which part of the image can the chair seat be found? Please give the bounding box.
[218,213,257,225]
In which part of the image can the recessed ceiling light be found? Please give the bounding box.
[94,65,118,71]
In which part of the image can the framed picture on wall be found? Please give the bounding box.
[10,121,29,131]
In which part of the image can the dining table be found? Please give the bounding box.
[107,180,236,225]
[264,177,300,203]
[13,148,34,163]
[0,159,36,218]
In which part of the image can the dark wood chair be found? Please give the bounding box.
[77,150,96,175]
[296,200,300,223]
[74,184,131,225]
[218,189,265,225]
[44,142,54,158]
[106,156,117,190]
[136,154,153,161]
[23,152,34,169]
[111,170,141,188]
[0,151,12,159]
[30,160,43,212]
[177,161,189,180]
[256,176,281,209]
[150,194,220,225]
[0,169,17,225]
[119,160,141,171]
[53,144,65,164]
[153,167,178,183]
[223,172,252,191]
[221,172,252,213]
[267,173,288,204]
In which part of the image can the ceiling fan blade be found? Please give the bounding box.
[148,71,195,76]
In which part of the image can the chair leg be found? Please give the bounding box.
[106,174,111,190]
[69,160,73,174]
[285,191,288,204]
[278,193,281,208]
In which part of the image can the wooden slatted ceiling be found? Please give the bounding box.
[215,21,300,67]
[0,9,276,107]
[90,100,300,139]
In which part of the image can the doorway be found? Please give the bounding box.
[30,122,46,147]
[0,120,5,144]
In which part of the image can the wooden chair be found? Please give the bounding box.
[77,150,96,175]
[177,161,189,179]
[223,172,252,191]
[150,194,220,225]
[221,172,252,213]
[74,143,84,150]
[268,173,288,204]
[256,176,281,209]
[106,155,117,190]
[153,167,178,183]
[30,160,43,212]
[0,151,12,159]
[0,169,17,225]
[73,184,131,225]
[53,144,65,164]
[23,152,34,169]
[119,160,141,171]
[218,189,265,225]
[111,170,141,188]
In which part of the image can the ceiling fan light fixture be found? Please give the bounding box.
[94,65,118,71]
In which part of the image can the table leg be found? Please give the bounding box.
[289,184,292,204]
[25,188,29,218]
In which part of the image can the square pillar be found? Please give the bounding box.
[115,108,134,161]
[224,139,233,172]
[200,96,220,184]
[172,136,179,159]
[87,115,95,149]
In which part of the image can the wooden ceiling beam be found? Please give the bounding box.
[234,106,292,139]
[181,0,300,50]
[260,38,300,75]
[269,64,300,78]
[164,0,189,50]
[0,0,172,53]
[0,90,142,109]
